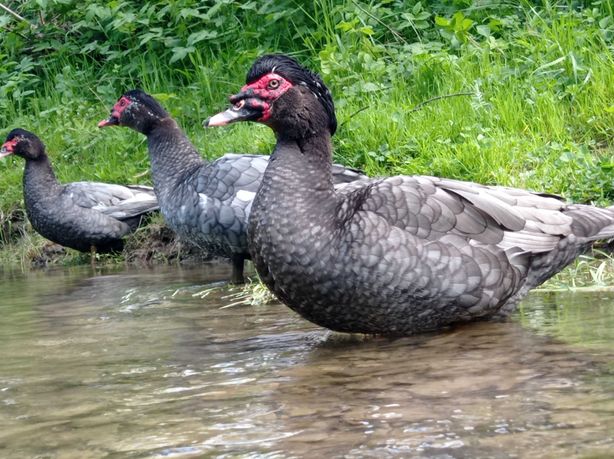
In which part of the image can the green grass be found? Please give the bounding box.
[538,250,614,291]
[1,1,614,286]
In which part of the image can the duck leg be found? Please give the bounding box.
[90,245,97,268]
[230,254,246,284]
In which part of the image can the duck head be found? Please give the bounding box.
[1,129,46,161]
[205,54,337,139]
[98,89,169,135]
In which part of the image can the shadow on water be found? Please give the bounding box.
[0,265,612,458]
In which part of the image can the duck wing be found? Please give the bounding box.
[331,163,368,184]
[331,175,614,319]
[63,182,159,220]
[347,175,614,256]
[194,154,267,234]
[434,176,614,247]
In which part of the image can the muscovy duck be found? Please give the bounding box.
[98,89,365,283]
[204,54,614,335]
[1,129,158,254]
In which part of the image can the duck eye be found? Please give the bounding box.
[268,79,280,90]
[233,100,245,110]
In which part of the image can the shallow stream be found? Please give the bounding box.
[0,265,612,458]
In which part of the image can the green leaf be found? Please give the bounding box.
[187,30,218,46]
[360,26,374,36]
[336,19,359,32]
[169,46,195,64]
[362,82,382,92]
[476,24,490,37]
[435,16,450,27]
[599,16,612,29]
[461,18,474,31]
[139,29,163,46]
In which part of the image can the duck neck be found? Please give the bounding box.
[145,118,205,196]
[23,155,63,204]
[270,129,335,199]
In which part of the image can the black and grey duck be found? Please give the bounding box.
[98,89,365,283]
[1,129,158,253]
[204,54,614,335]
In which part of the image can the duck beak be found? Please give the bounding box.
[204,96,266,127]
[97,115,120,128]
[204,108,247,127]
[0,140,15,158]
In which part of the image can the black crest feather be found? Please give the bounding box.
[7,128,36,141]
[6,128,44,150]
[246,54,337,135]
[124,89,169,119]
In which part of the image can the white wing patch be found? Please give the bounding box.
[236,190,256,202]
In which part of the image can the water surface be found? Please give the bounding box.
[0,265,612,458]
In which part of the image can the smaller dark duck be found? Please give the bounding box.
[1,129,159,254]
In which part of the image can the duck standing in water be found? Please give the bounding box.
[205,54,614,335]
[1,129,158,254]
[98,89,365,283]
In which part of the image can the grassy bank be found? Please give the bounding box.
[1,1,614,286]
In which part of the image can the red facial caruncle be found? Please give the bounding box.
[204,72,295,128]
[241,73,293,98]
[235,73,293,122]
[0,137,19,158]
[110,96,131,120]
[98,96,132,128]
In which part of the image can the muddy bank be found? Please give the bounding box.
[0,211,214,269]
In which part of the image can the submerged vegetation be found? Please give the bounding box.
[1,1,614,287]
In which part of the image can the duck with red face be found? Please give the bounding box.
[207,73,294,126]
[205,54,614,335]
[1,128,158,254]
[205,55,337,140]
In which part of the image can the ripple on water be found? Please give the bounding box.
[0,267,612,458]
